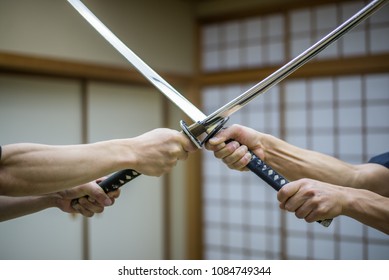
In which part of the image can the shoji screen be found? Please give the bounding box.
[283,74,389,259]
[87,82,165,260]
[202,85,283,259]
[200,0,389,259]
[0,75,83,259]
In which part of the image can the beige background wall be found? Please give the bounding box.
[0,0,195,259]
[0,0,195,72]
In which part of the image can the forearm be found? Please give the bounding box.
[0,195,56,222]
[0,140,133,196]
[353,164,389,197]
[259,133,360,187]
[342,188,389,235]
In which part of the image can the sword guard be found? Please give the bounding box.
[180,117,229,149]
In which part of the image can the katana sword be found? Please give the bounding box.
[68,0,387,227]
[192,0,388,135]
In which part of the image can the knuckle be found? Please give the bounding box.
[295,212,304,219]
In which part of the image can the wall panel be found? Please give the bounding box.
[0,75,83,259]
[87,82,164,260]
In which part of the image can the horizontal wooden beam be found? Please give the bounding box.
[2,51,388,93]
[0,51,192,87]
[198,54,389,86]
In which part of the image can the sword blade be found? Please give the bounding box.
[67,0,206,123]
[199,0,388,131]
[67,0,385,228]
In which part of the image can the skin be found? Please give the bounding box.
[0,128,197,197]
[205,124,389,234]
[277,178,389,234]
[0,180,120,222]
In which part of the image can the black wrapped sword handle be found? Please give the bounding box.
[71,169,141,207]
[181,119,333,228]
[98,169,141,192]
[246,153,333,227]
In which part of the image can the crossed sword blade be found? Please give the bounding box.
[68,0,387,227]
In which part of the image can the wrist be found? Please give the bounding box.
[96,139,138,171]
[258,133,305,180]
[340,188,367,217]
[44,193,61,209]
[258,133,287,165]
[115,138,139,171]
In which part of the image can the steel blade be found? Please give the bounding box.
[198,0,388,131]
[67,0,206,123]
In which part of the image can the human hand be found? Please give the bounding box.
[205,124,262,171]
[277,178,345,223]
[55,179,120,217]
[131,128,197,176]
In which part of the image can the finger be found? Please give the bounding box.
[207,134,228,146]
[108,189,121,199]
[79,209,94,217]
[177,149,189,161]
[304,210,320,223]
[221,144,248,165]
[211,124,251,145]
[300,194,333,223]
[205,141,226,152]
[78,197,104,214]
[209,124,245,144]
[278,183,305,213]
[283,198,299,213]
[229,152,252,171]
[294,203,313,220]
[86,183,113,207]
[282,180,320,214]
[72,201,94,217]
[214,141,240,159]
[71,200,81,211]
[95,177,108,184]
[304,204,333,223]
[179,134,198,153]
[277,180,301,204]
[109,198,116,206]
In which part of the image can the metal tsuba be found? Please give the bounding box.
[180,117,229,149]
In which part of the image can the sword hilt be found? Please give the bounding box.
[99,169,141,192]
[182,119,332,228]
[246,153,332,227]
[71,169,141,207]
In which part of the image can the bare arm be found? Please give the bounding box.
[0,141,125,196]
[277,178,389,235]
[0,181,120,222]
[205,124,389,197]
[0,195,56,222]
[0,128,196,196]
[352,163,389,197]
